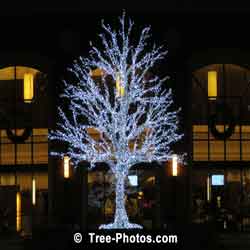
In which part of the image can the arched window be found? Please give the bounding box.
[192,64,250,161]
[0,66,48,165]
[0,66,43,103]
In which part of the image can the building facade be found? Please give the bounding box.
[0,8,250,236]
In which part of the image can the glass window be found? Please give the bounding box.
[0,66,40,103]
[0,174,15,185]
[0,128,48,165]
[242,141,250,161]
[192,64,250,162]
[210,140,224,161]
[1,144,15,165]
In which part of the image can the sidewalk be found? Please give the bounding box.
[218,232,250,250]
[0,232,24,250]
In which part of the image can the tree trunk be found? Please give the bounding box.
[114,172,129,227]
[99,165,142,229]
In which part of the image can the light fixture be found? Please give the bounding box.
[16,192,21,232]
[23,73,34,103]
[32,178,36,205]
[116,72,125,97]
[64,156,70,178]
[207,175,210,202]
[172,154,178,176]
[208,71,217,101]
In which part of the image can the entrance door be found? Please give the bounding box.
[193,168,250,231]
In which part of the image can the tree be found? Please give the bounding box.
[49,12,183,229]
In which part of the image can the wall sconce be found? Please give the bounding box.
[24,73,34,103]
[207,175,211,202]
[32,178,36,205]
[172,154,178,177]
[64,156,70,179]
[16,192,21,232]
[208,71,217,101]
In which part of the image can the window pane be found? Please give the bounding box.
[34,173,48,190]
[1,130,12,143]
[1,144,15,164]
[18,173,32,191]
[226,141,240,161]
[210,140,224,161]
[0,174,15,185]
[193,125,208,140]
[242,141,250,161]
[33,129,48,143]
[17,143,32,164]
[242,126,250,140]
[33,143,48,164]
[193,141,208,161]
[229,126,240,140]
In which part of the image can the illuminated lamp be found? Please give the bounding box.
[172,154,178,176]
[32,178,36,205]
[208,71,217,101]
[207,175,210,202]
[64,156,70,179]
[16,192,21,232]
[24,73,34,103]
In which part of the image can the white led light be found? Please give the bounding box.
[49,12,183,229]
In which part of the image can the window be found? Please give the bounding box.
[193,125,250,161]
[0,128,48,165]
[192,64,250,161]
[0,66,41,103]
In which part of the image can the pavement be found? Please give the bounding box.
[218,232,250,250]
[0,233,24,250]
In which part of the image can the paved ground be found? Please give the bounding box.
[218,233,250,250]
[0,233,24,250]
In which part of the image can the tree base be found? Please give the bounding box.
[99,221,143,229]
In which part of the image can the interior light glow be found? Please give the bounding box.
[128,175,138,186]
[32,178,36,205]
[16,192,21,232]
[24,73,34,103]
[64,156,70,178]
[208,71,217,100]
[172,154,178,176]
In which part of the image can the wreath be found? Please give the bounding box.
[6,127,32,144]
[209,103,236,140]
[0,110,32,143]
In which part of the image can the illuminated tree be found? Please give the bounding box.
[50,12,183,229]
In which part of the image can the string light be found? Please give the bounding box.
[50,12,183,229]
